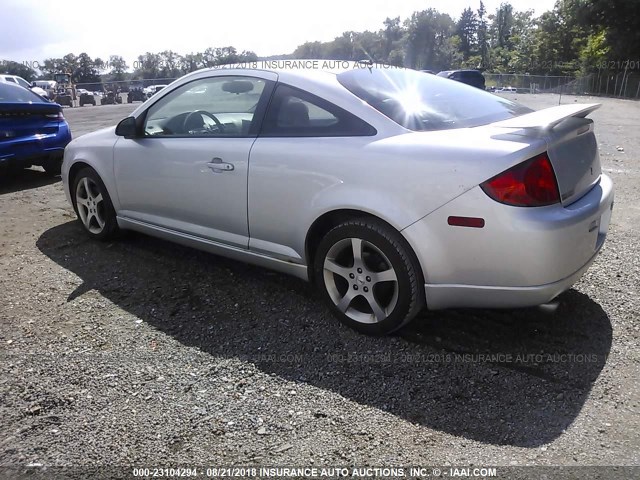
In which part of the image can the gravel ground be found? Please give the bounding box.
[0,94,638,478]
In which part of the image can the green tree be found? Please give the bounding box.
[492,3,514,49]
[108,55,128,81]
[239,50,258,63]
[584,0,640,72]
[293,41,326,59]
[404,9,455,70]
[0,60,37,81]
[214,47,239,65]
[159,50,182,78]
[507,10,536,72]
[74,52,100,83]
[352,31,384,62]
[477,1,489,68]
[180,52,204,73]
[456,7,478,59]
[382,17,403,60]
[325,32,355,60]
[531,1,587,75]
[579,30,609,72]
[134,52,161,79]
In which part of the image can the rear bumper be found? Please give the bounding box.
[0,122,71,169]
[403,174,614,309]
[0,147,65,169]
[424,248,599,309]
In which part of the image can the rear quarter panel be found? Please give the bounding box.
[247,127,547,265]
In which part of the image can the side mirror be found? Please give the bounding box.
[115,116,137,138]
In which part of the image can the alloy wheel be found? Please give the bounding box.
[75,177,106,234]
[323,237,399,324]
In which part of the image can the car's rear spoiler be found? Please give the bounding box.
[492,103,601,130]
[0,102,62,115]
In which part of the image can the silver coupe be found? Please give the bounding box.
[61,63,614,335]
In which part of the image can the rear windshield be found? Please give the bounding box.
[337,68,531,131]
[0,82,46,103]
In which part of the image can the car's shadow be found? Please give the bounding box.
[37,221,612,448]
[0,168,58,195]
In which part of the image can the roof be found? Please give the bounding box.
[197,60,408,78]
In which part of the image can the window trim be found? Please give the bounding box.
[259,83,377,138]
[138,75,276,139]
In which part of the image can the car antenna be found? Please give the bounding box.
[356,59,374,72]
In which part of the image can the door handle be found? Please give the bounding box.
[206,157,234,173]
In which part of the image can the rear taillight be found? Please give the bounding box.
[481,153,560,207]
[45,112,64,120]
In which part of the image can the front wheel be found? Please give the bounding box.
[72,167,119,240]
[314,219,424,335]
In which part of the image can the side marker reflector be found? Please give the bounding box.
[447,216,485,228]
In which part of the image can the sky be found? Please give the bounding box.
[1,0,557,68]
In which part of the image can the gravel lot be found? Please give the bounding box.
[1,94,639,478]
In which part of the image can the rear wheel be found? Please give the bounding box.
[314,219,424,335]
[72,167,119,240]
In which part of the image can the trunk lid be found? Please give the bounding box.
[0,102,62,141]
[492,104,602,206]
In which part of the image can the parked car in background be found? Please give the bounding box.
[496,86,518,93]
[32,80,57,99]
[437,69,486,89]
[0,74,50,99]
[0,82,71,175]
[78,89,97,106]
[146,85,168,99]
[62,63,613,335]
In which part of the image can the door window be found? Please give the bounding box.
[261,84,376,137]
[143,76,268,137]
[15,77,31,89]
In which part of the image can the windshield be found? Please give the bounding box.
[0,82,47,103]
[337,68,532,131]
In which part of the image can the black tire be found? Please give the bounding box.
[42,157,62,176]
[314,219,424,335]
[71,167,119,240]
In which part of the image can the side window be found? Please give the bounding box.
[6,77,17,83]
[143,76,268,137]
[16,77,31,89]
[261,84,376,137]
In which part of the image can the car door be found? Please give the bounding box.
[113,74,275,248]
[248,83,377,262]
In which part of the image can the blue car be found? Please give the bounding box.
[0,82,71,175]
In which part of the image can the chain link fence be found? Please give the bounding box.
[485,72,640,99]
[74,78,179,93]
